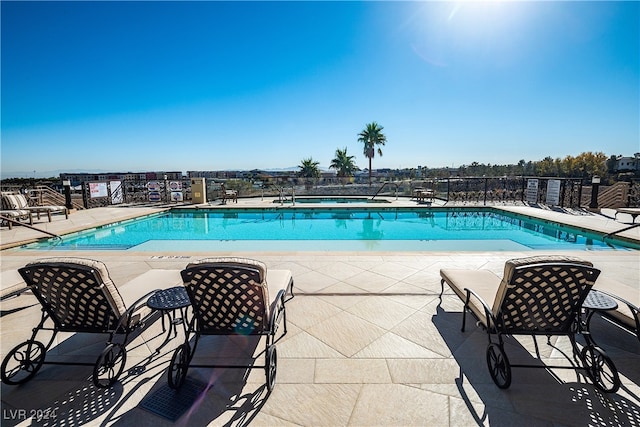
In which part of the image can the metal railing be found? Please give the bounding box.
[80,178,192,209]
[0,215,62,239]
[437,177,584,208]
[40,176,595,209]
[371,182,399,200]
[30,186,84,210]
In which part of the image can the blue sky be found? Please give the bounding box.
[2,1,638,177]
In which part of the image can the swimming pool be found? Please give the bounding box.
[22,207,638,252]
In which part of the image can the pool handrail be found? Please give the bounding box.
[371,181,398,201]
[0,215,62,240]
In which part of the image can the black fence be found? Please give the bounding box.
[76,176,590,209]
[81,178,193,209]
[433,177,584,208]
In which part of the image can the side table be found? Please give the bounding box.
[147,286,191,352]
[582,289,618,346]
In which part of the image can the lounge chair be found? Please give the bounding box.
[167,257,294,391]
[615,207,640,223]
[0,209,33,229]
[1,258,159,388]
[592,276,639,343]
[1,193,68,222]
[439,255,620,393]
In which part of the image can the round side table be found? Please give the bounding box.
[582,290,618,346]
[147,286,191,352]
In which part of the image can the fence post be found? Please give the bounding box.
[446,178,450,203]
[578,180,583,207]
[483,178,488,206]
[589,176,601,209]
[81,182,88,209]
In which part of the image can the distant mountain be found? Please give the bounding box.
[263,166,332,172]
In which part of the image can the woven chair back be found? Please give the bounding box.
[19,263,119,332]
[2,194,23,210]
[495,263,600,334]
[181,264,268,335]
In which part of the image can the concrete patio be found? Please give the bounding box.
[1,202,638,426]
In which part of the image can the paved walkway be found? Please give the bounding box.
[1,200,638,426]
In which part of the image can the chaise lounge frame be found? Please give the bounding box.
[440,255,620,393]
[1,258,158,388]
[168,257,294,392]
[591,277,639,343]
[0,210,33,229]
[1,193,68,222]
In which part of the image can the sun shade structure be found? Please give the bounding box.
[1,258,159,388]
[439,255,621,393]
[167,257,294,392]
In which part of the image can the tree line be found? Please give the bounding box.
[426,152,630,183]
[298,122,629,185]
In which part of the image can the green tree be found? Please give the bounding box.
[358,122,387,186]
[329,148,359,183]
[298,158,321,187]
[535,156,560,176]
[560,155,576,177]
[573,151,607,179]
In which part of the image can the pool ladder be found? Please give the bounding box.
[277,185,295,206]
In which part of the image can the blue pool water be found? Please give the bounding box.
[22,208,636,252]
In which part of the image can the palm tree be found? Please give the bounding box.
[358,122,387,186]
[329,147,359,185]
[298,157,321,188]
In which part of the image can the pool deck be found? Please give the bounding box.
[1,198,639,426]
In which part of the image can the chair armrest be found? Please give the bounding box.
[464,287,499,331]
[267,289,287,336]
[593,289,640,340]
[116,289,161,332]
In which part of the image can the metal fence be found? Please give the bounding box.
[67,176,595,209]
[80,178,193,209]
[260,176,585,208]
[436,177,584,208]
[630,180,640,206]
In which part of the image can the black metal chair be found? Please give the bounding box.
[1,258,158,388]
[168,257,294,392]
[440,255,620,393]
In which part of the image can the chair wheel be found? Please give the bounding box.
[265,345,277,392]
[1,340,46,385]
[581,345,620,393]
[168,343,190,389]
[94,343,127,388]
[486,343,511,389]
